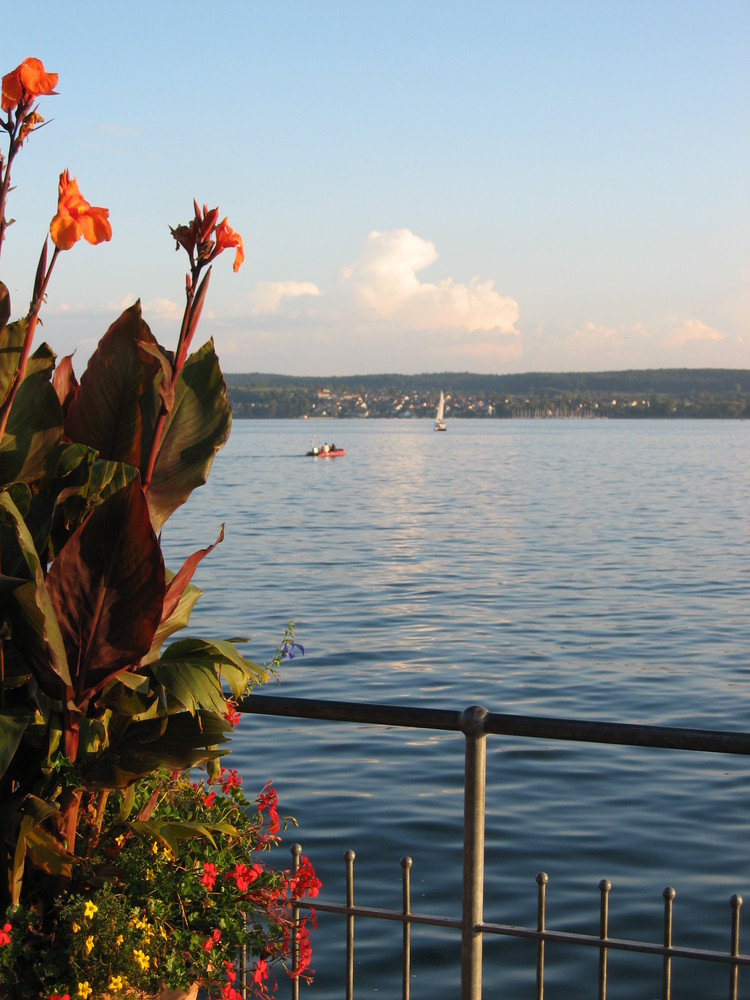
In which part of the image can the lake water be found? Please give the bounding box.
[163,418,750,999]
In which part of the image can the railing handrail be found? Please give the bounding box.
[238,693,750,999]
[240,693,750,755]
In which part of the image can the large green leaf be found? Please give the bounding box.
[129,818,221,855]
[142,580,201,664]
[0,343,63,486]
[142,339,231,531]
[0,491,71,694]
[0,712,30,781]
[46,479,165,704]
[0,318,26,408]
[154,636,268,700]
[83,711,231,787]
[48,448,138,558]
[0,281,10,330]
[150,656,227,716]
[141,527,223,663]
[64,302,162,467]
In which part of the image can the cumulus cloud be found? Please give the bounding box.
[142,297,183,322]
[251,280,320,315]
[664,319,725,347]
[341,229,519,334]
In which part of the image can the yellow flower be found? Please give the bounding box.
[108,975,124,993]
[115,834,125,847]
[162,845,174,861]
[85,935,94,955]
[151,840,159,855]
[115,934,124,947]
[77,982,93,999]
[133,948,150,971]
[160,925,168,940]
[72,921,81,934]
[83,900,98,920]
[145,868,155,881]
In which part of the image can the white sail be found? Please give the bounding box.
[434,391,446,430]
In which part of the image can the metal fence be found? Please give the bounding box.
[236,694,750,1000]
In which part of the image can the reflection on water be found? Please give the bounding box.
[163,419,750,998]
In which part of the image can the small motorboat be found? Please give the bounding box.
[306,442,345,457]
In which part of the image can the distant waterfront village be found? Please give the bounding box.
[224,369,750,420]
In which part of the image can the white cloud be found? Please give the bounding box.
[663,319,725,347]
[251,281,320,315]
[142,298,183,322]
[341,229,519,334]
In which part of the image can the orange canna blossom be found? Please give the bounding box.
[1,57,58,112]
[213,218,244,272]
[49,170,112,250]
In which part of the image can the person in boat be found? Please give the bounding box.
[323,443,330,453]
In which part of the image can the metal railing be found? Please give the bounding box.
[237,694,750,999]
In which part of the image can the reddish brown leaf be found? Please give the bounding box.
[161,524,224,624]
[64,302,162,466]
[46,479,165,704]
[51,354,79,414]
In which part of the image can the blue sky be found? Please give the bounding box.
[2,1,748,375]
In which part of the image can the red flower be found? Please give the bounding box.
[49,170,112,250]
[203,928,221,953]
[220,768,242,793]
[0,922,11,946]
[223,700,240,728]
[213,218,244,272]
[231,862,262,892]
[204,790,217,808]
[201,862,217,890]
[252,958,269,984]
[1,57,58,112]
[258,782,280,834]
[287,855,321,900]
[170,201,244,272]
[293,919,313,977]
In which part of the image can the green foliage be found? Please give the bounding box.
[2,771,320,998]
[0,54,316,999]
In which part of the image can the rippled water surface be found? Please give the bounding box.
[164,419,750,998]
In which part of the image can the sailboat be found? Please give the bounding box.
[434,390,447,431]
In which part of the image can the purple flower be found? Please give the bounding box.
[281,640,305,660]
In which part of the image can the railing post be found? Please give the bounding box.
[460,705,488,1000]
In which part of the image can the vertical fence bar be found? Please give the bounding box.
[402,856,412,1000]
[598,879,611,1000]
[345,849,356,1000]
[239,912,247,1000]
[662,887,675,1000]
[460,705,488,1000]
[729,894,743,1000]
[536,872,548,1000]
[290,844,302,1000]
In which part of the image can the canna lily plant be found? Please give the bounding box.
[0,58,317,999]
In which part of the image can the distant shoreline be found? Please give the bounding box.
[224,368,750,420]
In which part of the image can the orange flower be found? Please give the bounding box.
[1,57,58,112]
[50,170,112,250]
[213,218,244,272]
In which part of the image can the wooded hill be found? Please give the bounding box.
[223,369,750,419]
